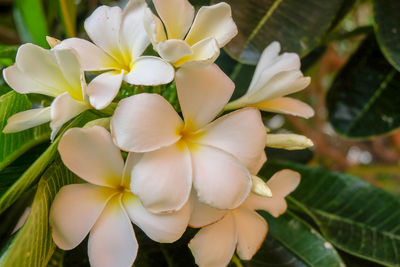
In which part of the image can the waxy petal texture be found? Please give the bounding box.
[3,107,51,133]
[111,94,183,152]
[87,71,124,110]
[176,64,234,130]
[123,194,191,243]
[192,145,251,209]
[185,2,237,47]
[253,97,315,118]
[189,193,227,228]
[131,143,192,213]
[50,184,116,250]
[189,212,237,267]
[88,196,138,267]
[58,126,125,188]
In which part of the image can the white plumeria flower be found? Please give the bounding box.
[225,42,314,119]
[50,126,190,267]
[2,43,90,140]
[56,0,174,110]
[111,64,266,213]
[188,170,301,267]
[144,0,237,68]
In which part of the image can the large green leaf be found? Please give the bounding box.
[373,0,400,72]
[0,91,50,171]
[260,160,400,266]
[0,111,98,215]
[327,36,400,138]
[216,0,344,64]
[0,159,78,267]
[13,0,49,48]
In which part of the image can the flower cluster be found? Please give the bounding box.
[2,0,314,266]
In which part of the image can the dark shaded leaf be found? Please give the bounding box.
[260,160,400,266]
[373,0,400,71]
[216,0,344,64]
[327,36,400,138]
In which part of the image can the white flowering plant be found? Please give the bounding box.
[0,0,399,267]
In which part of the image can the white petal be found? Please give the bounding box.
[13,44,71,95]
[189,192,226,228]
[3,107,51,133]
[189,212,237,267]
[251,150,267,175]
[49,93,88,140]
[50,92,89,140]
[175,64,234,130]
[87,71,124,110]
[176,37,219,68]
[88,196,138,267]
[53,48,84,101]
[50,183,116,250]
[244,170,300,217]
[198,108,266,172]
[111,93,183,152]
[234,207,268,260]
[57,38,118,71]
[192,145,251,210]
[143,7,167,46]
[247,71,311,103]
[84,5,122,58]
[248,42,281,93]
[156,39,193,63]
[120,0,149,60]
[131,143,191,213]
[123,193,190,242]
[248,52,301,95]
[153,0,194,39]
[185,2,237,47]
[124,56,174,86]
[3,65,60,97]
[58,126,125,188]
[121,152,142,188]
[253,97,315,118]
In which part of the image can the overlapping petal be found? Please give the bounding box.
[176,37,220,68]
[58,126,125,188]
[88,196,138,267]
[123,56,174,86]
[157,39,193,63]
[234,207,268,260]
[50,92,89,140]
[130,143,192,213]
[189,193,227,228]
[198,108,266,172]
[111,93,183,152]
[252,97,315,118]
[189,212,237,267]
[57,38,118,71]
[175,64,234,130]
[192,145,252,209]
[49,183,116,250]
[3,107,51,133]
[123,194,191,243]
[153,0,194,39]
[87,71,124,110]
[143,7,167,46]
[185,2,237,47]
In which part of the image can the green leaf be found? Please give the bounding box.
[0,159,78,267]
[0,111,98,215]
[327,36,400,138]
[13,0,49,48]
[373,0,400,71]
[260,160,400,266]
[0,45,18,60]
[216,0,344,64]
[262,211,344,267]
[0,91,50,171]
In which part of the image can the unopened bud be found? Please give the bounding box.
[251,176,272,197]
[46,36,61,48]
[266,134,313,150]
